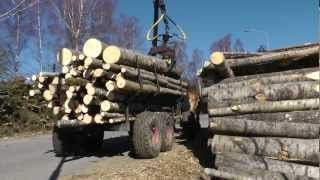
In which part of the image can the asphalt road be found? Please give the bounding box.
[0,114,208,180]
[0,131,129,180]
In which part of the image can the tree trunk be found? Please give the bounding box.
[210,135,319,164]
[116,77,185,96]
[230,110,320,124]
[208,81,320,109]
[209,117,320,138]
[208,98,319,117]
[83,38,108,59]
[210,52,235,79]
[214,153,319,179]
[103,45,182,78]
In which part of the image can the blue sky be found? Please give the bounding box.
[117,0,318,57]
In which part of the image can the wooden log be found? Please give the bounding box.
[210,52,235,78]
[228,45,318,68]
[100,100,125,112]
[83,114,93,124]
[120,67,186,91]
[103,63,188,87]
[109,117,135,124]
[214,153,319,179]
[210,135,319,164]
[65,78,89,86]
[83,38,108,58]
[105,80,117,92]
[231,110,320,124]
[62,66,70,74]
[93,69,116,79]
[29,89,41,97]
[84,57,103,69]
[209,117,320,138]
[39,71,61,77]
[208,81,320,109]
[208,98,319,117]
[116,77,185,96]
[43,90,54,101]
[86,86,126,101]
[205,167,313,180]
[83,95,101,105]
[103,45,182,78]
[57,48,76,66]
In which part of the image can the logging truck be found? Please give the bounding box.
[28,0,200,159]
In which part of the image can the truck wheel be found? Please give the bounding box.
[160,114,174,152]
[133,111,161,159]
[52,127,71,157]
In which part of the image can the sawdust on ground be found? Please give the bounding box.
[62,137,212,180]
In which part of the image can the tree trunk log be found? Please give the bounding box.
[120,67,186,91]
[83,38,108,59]
[209,117,320,138]
[210,52,235,78]
[231,110,320,124]
[208,98,319,117]
[116,77,185,96]
[214,153,319,179]
[84,57,103,69]
[210,135,319,164]
[208,81,320,109]
[103,45,182,78]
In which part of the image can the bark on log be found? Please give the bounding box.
[209,117,320,138]
[84,57,103,69]
[29,89,41,97]
[86,86,126,102]
[93,69,116,79]
[214,153,319,179]
[116,77,185,96]
[228,45,318,68]
[120,67,186,91]
[208,81,320,109]
[65,78,89,86]
[210,135,319,164]
[208,98,319,117]
[231,110,320,124]
[83,38,108,58]
[103,45,182,78]
[205,167,314,180]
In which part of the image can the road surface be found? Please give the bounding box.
[0,115,208,180]
[0,131,129,180]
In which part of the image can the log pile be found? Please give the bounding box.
[200,43,320,179]
[29,38,187,127]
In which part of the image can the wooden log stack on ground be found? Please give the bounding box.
[29,38,188,127]
[200,43,320,179]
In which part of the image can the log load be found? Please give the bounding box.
[209,117,320,138]
[214,153,319,179]
[210,135,319,164]
[29,38,188,126]
[199,43,319,79]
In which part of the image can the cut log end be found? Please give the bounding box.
[106,81,116,91]
[116,78,126,89]
[100,100,111,112]
[93,69,104,78]
[83,38,104,58]
[43,90,53,101]
[94,114,104,124]
[103,45,121,64]
[59,48,73,66]
[210,52,225,65]
[86,86,96,96]
[83,95,93,105]
[83,114,92,124]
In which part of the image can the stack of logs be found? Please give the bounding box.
[199,43,320,179]
[29,38,187,127]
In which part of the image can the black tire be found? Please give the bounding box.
[160,114,174,152]
[133,111,162,159]
[52,127,71,157]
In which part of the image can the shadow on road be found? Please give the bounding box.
[47,135,132,180]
